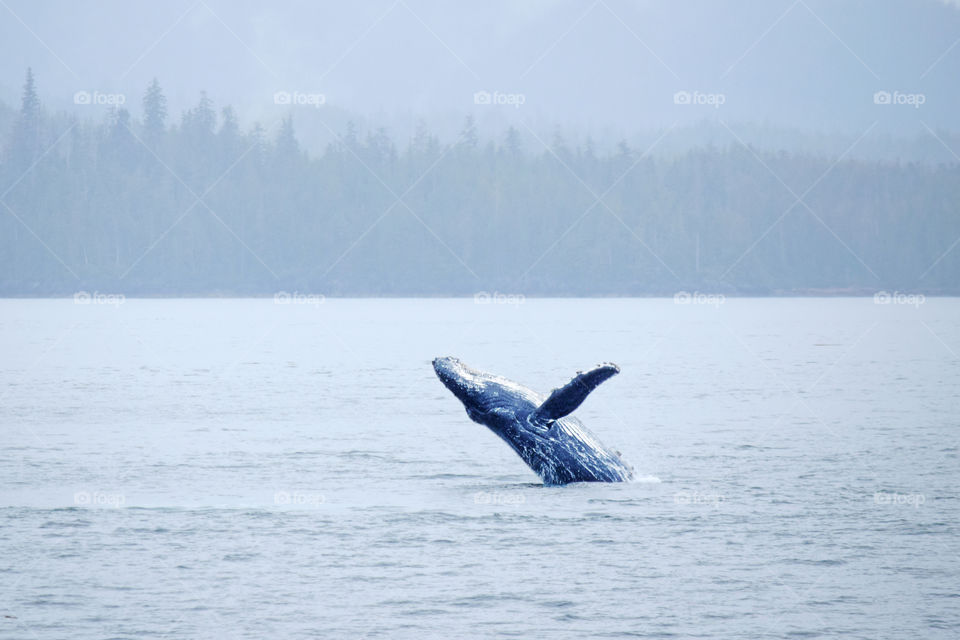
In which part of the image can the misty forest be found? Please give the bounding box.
[2,69,957,296]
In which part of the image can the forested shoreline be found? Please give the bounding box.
[2,70,957,296]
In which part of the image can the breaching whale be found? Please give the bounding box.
[432,357,633,485]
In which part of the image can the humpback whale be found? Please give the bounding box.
[432,357,633,485]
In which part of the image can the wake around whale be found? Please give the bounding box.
[433,357,634,485]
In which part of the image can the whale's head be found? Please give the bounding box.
[433,356,538,423]
[432,356,489,409]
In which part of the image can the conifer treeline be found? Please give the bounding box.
[1,70,957,295]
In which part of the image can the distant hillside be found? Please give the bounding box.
[1,71,957,296]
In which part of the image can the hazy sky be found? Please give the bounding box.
[2,0,958,139]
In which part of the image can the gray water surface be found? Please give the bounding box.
[1,298,958,638]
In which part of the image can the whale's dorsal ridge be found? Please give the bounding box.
[531,362,620,424]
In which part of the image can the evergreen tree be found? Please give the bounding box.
[182,91,216,138]
[102,107,137,168]
[247,122,268,168]
[7,67,42,168]
[342,120,359,152]
[503,126,522,156]
[142,78,167,142]
[458,115,478,149]
[275,116,299,158]
[219,106,239,140]
[217,106,241,161]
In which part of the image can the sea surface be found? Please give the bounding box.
[1,298,958,639]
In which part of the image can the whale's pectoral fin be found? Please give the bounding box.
[531,363,620,424]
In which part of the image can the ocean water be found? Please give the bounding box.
[1,298,957,639]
